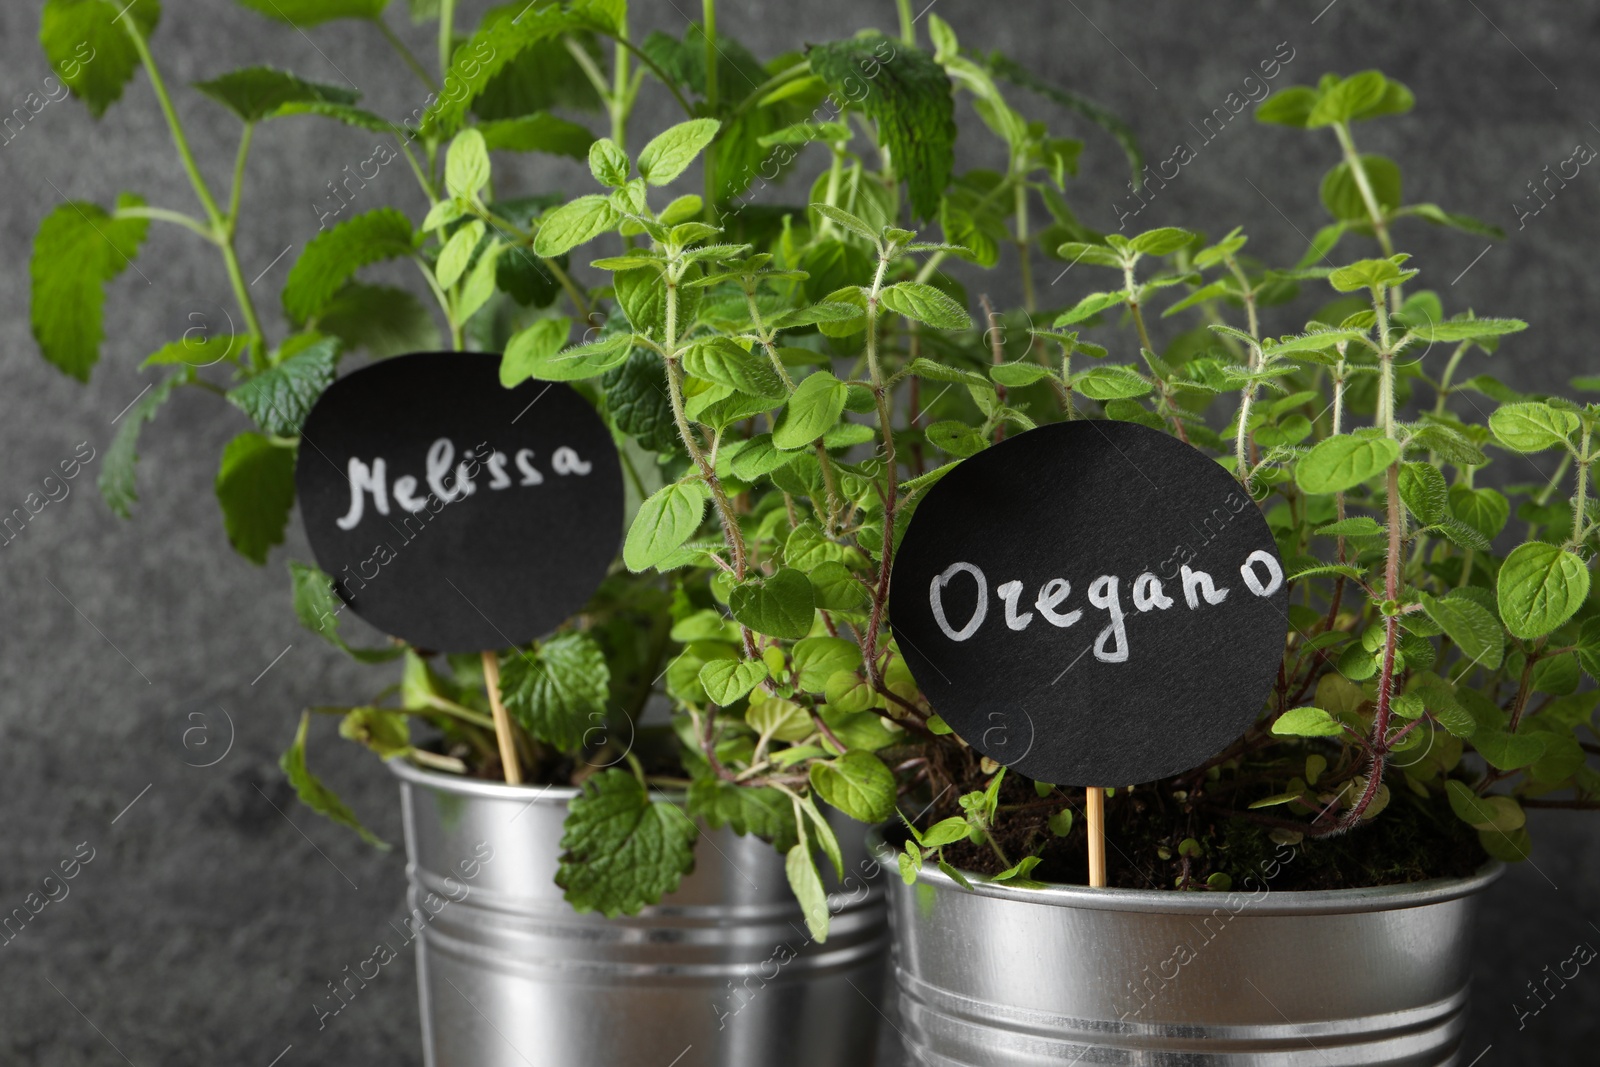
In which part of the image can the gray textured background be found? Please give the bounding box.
[1,0,1597,1063]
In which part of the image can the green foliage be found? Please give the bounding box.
[557,769,698,916]
[214,432,295,564]
[41,0,161,118]
[280,712,388,849]
[498,632,611,751]
[30,196,150,380]
[283,209,416,323]
[194,67,359,122]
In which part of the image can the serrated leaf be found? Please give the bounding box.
[686,776,797,851]
[477,113,596,160]
[1295,434,1400,493]
[287,560,401,663]
[1489,402,1579,453]
[1315,516,1385,538]
[637,118,720,186]
[1074,365,1151,400]
[513,326,634,383]
[499,632,610,751]
[1271,706,1344,737]
[728,568,815,640]
[445,128,491,200]
[41,0,160,118]
[809,751,896,823]
[1398,462,1447,525]
[683,338,786,400]
[1419,591,1503,672]
[283,208,415,323]
[1448,485,1509,542]
[989,361,1055,387]
[225,335,338,435]
[698,658,768,706]
[215,432,295,564]
[533,195,621,257]
[558,769,697,917]
[773,370,848,450]
[1498,542,1590,640]
[98,373,180,517]
[880,283,972,330]
[280,711,388,849]
[30,196,150,380]
[587,136,630,186]
[194,66,358,122]
[792,636,862,693]
[435,219,485,289]
[1410,317,1526,344]
[624,481,708,572]
[314,283,440,358]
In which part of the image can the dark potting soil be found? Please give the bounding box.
[904,757,1489,893]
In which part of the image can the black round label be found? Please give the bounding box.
[295,352,622,653]
[890,420,1287,786]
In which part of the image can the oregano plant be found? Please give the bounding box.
[29,0,1600,939]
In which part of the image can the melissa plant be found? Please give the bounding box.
[30,0,1596,935]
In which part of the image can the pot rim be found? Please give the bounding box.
[866,829,1503,916]
[386,755,689,804]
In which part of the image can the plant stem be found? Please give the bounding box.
[1431,341,1469,416]
[897,0,917,45]
[1567,424,1593,550]
[1332,121,1401,311]
[113,206,215,241]
[226,123,254,234]
[701,0,719,214]
[862,254,898,687]
[377,17,439,90]
[611,21,632,149]
[1014,181,1035,312]
[438,0,457,83]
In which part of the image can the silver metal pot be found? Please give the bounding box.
[876,833,1500,1067]
[389,759,889,1067]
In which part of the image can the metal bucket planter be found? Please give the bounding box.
[877,835,1500,1067]
[390,759,889,1067]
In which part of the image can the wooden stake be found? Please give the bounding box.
[481,650,522,785]
[1086,786,1107,888]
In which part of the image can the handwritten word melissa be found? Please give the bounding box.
[927,550,1284,662]
[336,436,594,531]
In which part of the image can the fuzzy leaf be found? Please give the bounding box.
[1498,542,1590,640]
[194,66,358,122]
[215,432,295,564]
[283,208,415,323]
[533,195,621,257]
[225,336,338,435]
[499,632,610,751]
[41,0,160,118]
[624,481,708,572]
[728,568,815,640]
[1419,592,1503,672]
[809,751,896,823]
[637,118,720,186]
[557,769,697,917]
[1295,434,1400,493]
[30,196,150,380]
[880,282,973,330]
[698,658,768,706]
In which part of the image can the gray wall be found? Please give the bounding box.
[1,0,1595,1062]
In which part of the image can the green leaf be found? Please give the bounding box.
[1419,592,1503,672]
[477,113,596,160]
[513,326,635,384]
[1319,155,1400,222]
[99,373,180,517]
[683,338,786,400]
[533,195,621,257]
[1489,402,1579,453]
[30,196,150,380]
[989,361,1055,387]
[1271,707,1345,737]
[283,208,415,324]
[225,335,337,436]
[215,432,295,564]
[636,118,720,186]
[435,219,484,289]
[588,136,631,186]
[1315,516,1385,538]
[880,283,973,330]
[1306,71,1389,128]
[773,371,848,450]
[1074,366,1151,401]
[41,0,160,118]
[1448,485,1510,543]
[728,568,815,640]
[1328,256,1415,294]
[813,203,881,244]
[925,420,986,457]
[792,637,862,693]
[1498,542,1590,640]
[747,696,813,743]
[314,283,440,358]
[1254,85,1318,127]
[698,658,768,706]
[499,632,610,751]
[1295,434,1401,493]
[337,706,411,759]
[810,561,870,613]
[194,66,358,122]
[1473,731,1547,773]
[809,751,897,823]
[558,769,697,917]
[808,34,956,218]
[445,128,491,200]
[786,842,830,942]
[1128,227,1195,256]
[687,776,797,851]
[1409,317,1526,343]
[625,481,708,572]
[281,711,387,849]
[233,0,387,22]
[287,560,401,663]
[1054,241,1124,269]
[1401,203,1505,240]
[1398,462,1447,525]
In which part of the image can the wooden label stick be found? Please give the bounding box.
[1086,786,1107,888]
[481,650,523,786]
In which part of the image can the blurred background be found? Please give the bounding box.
[1,0,1596,1062]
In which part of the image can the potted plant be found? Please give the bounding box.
[510,27,1597,1067]
[28,1,1148,1063]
